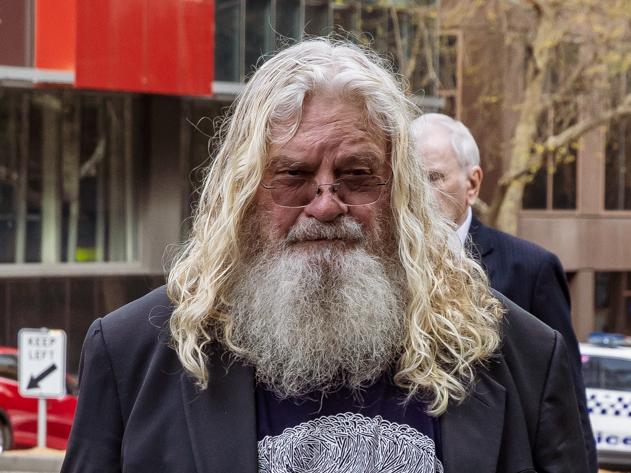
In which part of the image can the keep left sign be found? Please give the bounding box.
[18,328,67,398]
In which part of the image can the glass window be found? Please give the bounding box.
[593,272,631,334]
[332,4,359,32]
[436,32,460,117]
[583,356,631,392]
[552,158,577,209]
[0,89,142,263]
[180,99,231,238]
[245,0,274,77]
[305,1,330,36]
[438,34,458,91]
[522,167,547,210]
[276,0,303,44]
[406,11,439,97]
[522,105,577,210]
[215,0,243,82]
[605,115,631,210]
[360,7,388,53]
[0,354,17,381]
[213,0,441,107]
[582,355,600,389]
[596,272,611,309]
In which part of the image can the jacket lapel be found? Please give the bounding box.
[467,216,493,257]
[467,216,497,282]
[441,369,506,473]
[181,353,257,473]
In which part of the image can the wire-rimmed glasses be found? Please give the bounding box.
[261,175,389,208]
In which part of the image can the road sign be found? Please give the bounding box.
[18,328,67,398]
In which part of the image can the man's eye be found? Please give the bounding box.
[428,171,444,182]
[279,169,308,177]
[341,169,371,176]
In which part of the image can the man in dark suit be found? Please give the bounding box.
[412,113,596,472]
[62,40,589,472]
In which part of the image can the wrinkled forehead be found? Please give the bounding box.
[266,91,390,167]
[268,88,377,137]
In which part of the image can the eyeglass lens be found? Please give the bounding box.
[268,176,385,207]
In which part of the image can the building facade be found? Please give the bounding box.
[1,0,629,370]
[0,0,441,371]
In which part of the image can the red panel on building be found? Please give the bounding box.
[35,0,77,70]
[76,0,214,96]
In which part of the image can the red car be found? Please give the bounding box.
[0,346,77,452]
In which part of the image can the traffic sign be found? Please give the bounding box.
[18,328,67,398]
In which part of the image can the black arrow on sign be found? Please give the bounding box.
[27,364,57,390]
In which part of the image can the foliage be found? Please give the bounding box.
[442,0,631,232]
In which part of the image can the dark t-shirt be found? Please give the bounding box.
[256,375,443,472]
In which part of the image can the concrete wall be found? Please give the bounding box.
[518,213,631,272]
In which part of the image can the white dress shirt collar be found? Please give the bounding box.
[456,207,473,245]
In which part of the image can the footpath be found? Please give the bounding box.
[0,449,63,473]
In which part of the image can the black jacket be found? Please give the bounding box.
[61,286,589,473]
[468,215,596,472]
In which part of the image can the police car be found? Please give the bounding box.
[581,333,631,468]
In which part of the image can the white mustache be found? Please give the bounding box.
[285,217,364,244]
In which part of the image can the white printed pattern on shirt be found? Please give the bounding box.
[258,412,444,473]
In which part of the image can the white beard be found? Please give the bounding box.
[225,217,406,398]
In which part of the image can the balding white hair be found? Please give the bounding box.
[411,113,480,168]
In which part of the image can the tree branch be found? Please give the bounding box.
[544,93,631,150]
[80,138,106,178]
[497,93,631,187]
[390,7,405,75]
[538,50,594,111]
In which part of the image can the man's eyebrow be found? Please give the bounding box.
[267,156,305,169]
[337,153,384,166]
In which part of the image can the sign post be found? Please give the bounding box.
[18,328,67,449]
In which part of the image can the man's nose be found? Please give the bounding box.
[303,186,348,222]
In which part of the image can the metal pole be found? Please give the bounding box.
[37,397,46,448]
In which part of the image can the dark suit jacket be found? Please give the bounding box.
[61,286,589,473]
[468,215,596,472]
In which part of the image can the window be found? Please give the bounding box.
[305,1,330,36]
[245,1,274,78]
[522,42,580,211]
[213,0,440,101]
[215,0,304,82]
[0,89,143,263]
[437,31,461,118]
[522,102,578,210]
[605,115,631,210]
[0,354,17,381]
[179,98,232,238]
[594,272,631,334]
[583,356,631,392]
[215,0,244,82]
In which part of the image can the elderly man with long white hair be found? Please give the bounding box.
[61,38,589,473]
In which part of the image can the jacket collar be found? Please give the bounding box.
[467,214,494,258]
[440,366,507,472]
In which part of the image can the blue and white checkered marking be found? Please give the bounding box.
[587,390,631,417]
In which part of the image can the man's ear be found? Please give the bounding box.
[466,165,483,206]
